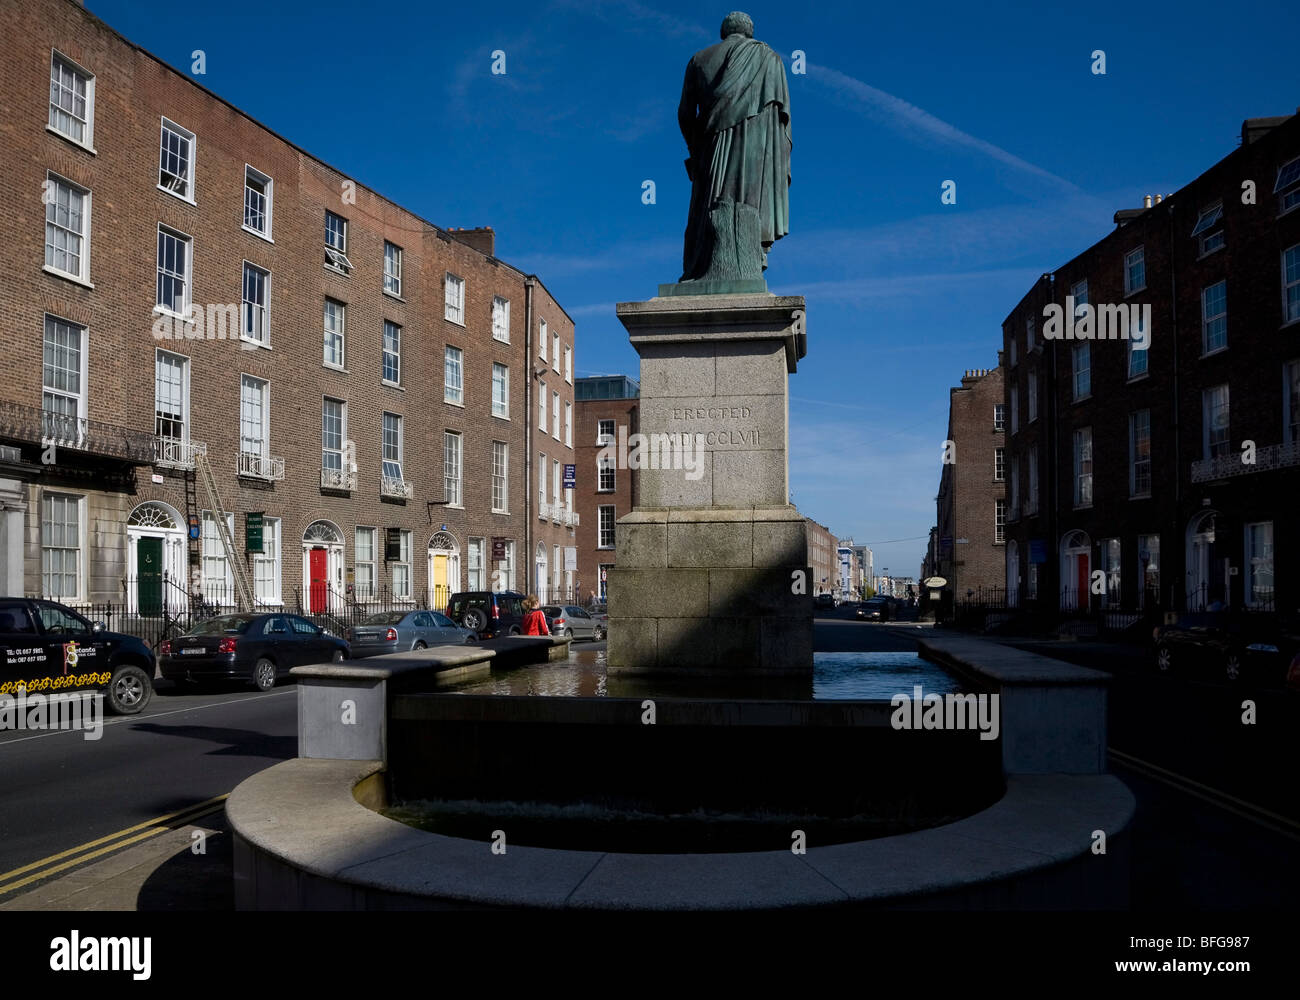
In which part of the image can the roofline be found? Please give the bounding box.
[67,0,561,303]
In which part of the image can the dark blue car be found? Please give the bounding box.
[161,612,349,690]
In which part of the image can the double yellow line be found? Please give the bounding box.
[0,793,229,896]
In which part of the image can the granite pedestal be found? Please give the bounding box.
[608,292,812,677]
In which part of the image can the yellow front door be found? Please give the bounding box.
[432,554,449,611]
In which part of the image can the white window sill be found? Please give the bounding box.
[42,265,93,289]
[1130,493,1152,500]
[492,412,510,421]
[444,397,463,407]
[324,362,347,373]
[444,315,466,327]
[324,263,351,278]
[1073,504,1093,511]
[444,503,465,511]
[241,337,271,351]
[1124,285,1146,299]
[1126,372,1150,384]
[157,184,195,205]
[1197,243,1225,261]
[242,225,273,244]
[383,290,405,303]
[1280,317,1300,330]
[153,306,193,324]
[492,335,511,344]
[596,546,615,551]
[46,124,96,154]
[1278,200,1299,219]
[491,508,510,515]
[383,381,405,391]
[1073,394,1092,404]
[1200,346,1228,359]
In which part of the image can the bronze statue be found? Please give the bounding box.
[677,11,792,286]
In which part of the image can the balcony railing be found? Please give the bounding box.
[0,400,154,464]
[550,506,562,524]
[381,475,413,499]
[155,437,207,469]
[238,450,286,481]
[539,501,551,520]
[1190,440,1300,483]
[320,467,356,491]
[563,510,579,527]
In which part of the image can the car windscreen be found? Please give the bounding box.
[361,612,407,625]
[189,615,255,635]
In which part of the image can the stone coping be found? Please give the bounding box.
[615,292,807,371]
[228,758,1134,910]
[291,645,496,682]
[916,634,1112,687]
[619,506,807,523]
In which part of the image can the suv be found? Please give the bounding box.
[446,591,528,639]
[0,598,155,714]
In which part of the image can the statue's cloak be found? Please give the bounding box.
[679,35,792,281]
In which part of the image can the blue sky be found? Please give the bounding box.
[93,0,1300,578]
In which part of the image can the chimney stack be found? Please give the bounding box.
[1143,194,1153,208]
[446,226,495,257]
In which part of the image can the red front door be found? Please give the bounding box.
[1076,554,1090,609]
[309,548,328,613]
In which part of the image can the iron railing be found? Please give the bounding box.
[1191,440,1300,483]
[154,437,207,469]
[0,400,154,464]
[320,467,356,491]
[238,450,286,481]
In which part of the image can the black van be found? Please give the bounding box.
[0,598,155,714]
[445,591,528,638]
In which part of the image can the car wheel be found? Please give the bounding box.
[463,608,488,631]
[561,627,573,638]
[509,626,521,636]
[253,657,277,691]
[332,649,345,664]
[414,641,427,650]
[464,634,478,645]
[106,665,152,715]
[593,626,605,642]
[1155,645,1172,673]
[1224,652,1243,683]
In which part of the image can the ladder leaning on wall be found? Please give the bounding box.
[193,450,254,612]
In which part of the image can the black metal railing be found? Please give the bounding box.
[0,400,154,464]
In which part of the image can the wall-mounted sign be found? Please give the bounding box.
[188,515,200,541]
[245,512,264,553]
[492,537,507,561]
[150,473,164,485]
[564,546,577,571]
[563,464,576,489]
[385,527,402,561]
[923,576,947,589]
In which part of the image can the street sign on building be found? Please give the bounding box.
[563,464,576,489]
[492,537,506,561]
[245,512,264,552]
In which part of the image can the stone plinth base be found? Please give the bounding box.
[607,506,812,677]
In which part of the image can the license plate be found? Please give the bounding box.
[181,647,206,655]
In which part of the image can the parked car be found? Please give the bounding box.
[445,591,528,639]
[161,612,349,691]
[856,598,892,621]
[1152,610,1300,685]
[346,610,477,657]
[541,604,606,641]
[0,597,155,714]
[814,593,835,610]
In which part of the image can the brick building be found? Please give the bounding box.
[929,366,1007,601]
[1002,112,1299,618]
[573,375,639,604]
[0,0,576,618]
[804,517,835,596]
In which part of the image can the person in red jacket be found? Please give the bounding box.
[521,594,550,636]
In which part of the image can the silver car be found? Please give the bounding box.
[541,604,606,641]
[346,610,477,657]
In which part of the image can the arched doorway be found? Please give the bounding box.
[1186,511,1224,611]
[1006,539,1019,608]
[127,501,186,615]
[535,542,549,603]
[427,531,460,611]
[1060,529,1091,610]
[302,520,344,613]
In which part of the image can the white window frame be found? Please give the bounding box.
[354,527,377,601]
[1284,359,1300,445]
[155,225,192,320]
[598,505,616,549]
[41,492,84,601]
[564,400,572,447]
[539,318,548,361]
[200,510,235,603]
[383,321,402,386]
[1125,246,1145,295]
[1027,448,1039,515]
[1071,278,1089,309]
[43,172,91,285]
[1099,538,1121,609]
[552,458,561,507]
[1129,409,1151,498]
[598,454,615,492]
[597,418,615,445]
[467,537,486,591]
[1244,521,1274,609]
[995,499,1005,544]
[1277,157,1300,216]
[491,441,509,513]
[552,391,561,441]
[443,344,461,404]
[1073,427,1092,508]
[564,345,572,383]
[155,348,190,449]
[242,261,271,347]
[325,211,352,273]
[993,404,1005,432]
[492,296,510,342]
[1201,281,1227,355]
[445,273,465,325]
[1027,370,1038,423]
[323,299,345,369]
[158,117,196,203]
[43,315,87,438]
[492,363,509,419]
[392,530,412,600]
[322,396,346,473]
[382,412,404,483]
[384,241,402,297]
[252,516,282,605]
[1284,244,1300,326]
[239,374,270,460]
[1072,343,1091,401]
[1128,332,1149,380]
[552,332,561,372]
[538,379,547,432]
[444,430,463,507]
[48,51,95,150]
[1192,202,1224,256]
[1009,384,1019,433]
[243,165,273,240]
[994,447,1005,482]
[538,451,547,510]
[1202,384,1230,460]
